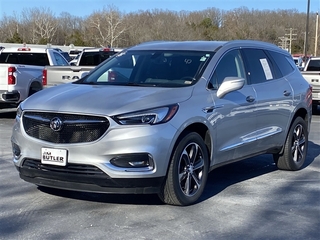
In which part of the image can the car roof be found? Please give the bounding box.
[130,41,227,51]
[82,47,115,52]
[1,47,48,53]
[129,40,284,53]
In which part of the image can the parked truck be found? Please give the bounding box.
[0,46,69,112]
[301,57,320,112]
[42,47,121,88]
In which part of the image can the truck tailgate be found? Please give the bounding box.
[302,72,320,100]
[0,65,9,88]
[44,66,95,87]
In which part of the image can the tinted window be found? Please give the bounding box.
[60,52,72,62]
[268,51,294,76]
[53,52,69,66]
[0,53,49,66]
[305,59,320,71]
[209,49,246,89]
[79,51,116,66]
[242,49,274,84]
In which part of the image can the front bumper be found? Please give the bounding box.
[12,113,177,193]
[16,159,164,194]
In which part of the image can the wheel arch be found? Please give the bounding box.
[277,107,310,156]
[28,80,43,96]
[171,122,212,167]
[292,107,310,133]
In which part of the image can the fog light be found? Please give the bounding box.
[11,141,21,158]
[110,153,154,168]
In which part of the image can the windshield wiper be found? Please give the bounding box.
[82,81,96,85]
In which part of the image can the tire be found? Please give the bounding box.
[312,104,318,114]
[159,132,209,206]
[28,87,39,96]
[273,117,308,171]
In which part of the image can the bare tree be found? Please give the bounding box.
[0,13,22,42]
[0,6,316,55]
[21,7,58,44]
[85,5,127,47]
[56,12,85,45]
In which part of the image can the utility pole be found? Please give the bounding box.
[315,12,319,56]
[304,0,310,62]
[278,36,289,50]
[285,28,297,54]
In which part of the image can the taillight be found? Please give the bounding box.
[108,71,117,81]
[8,66,16,85]
[307,84,313,107]
[17,47,31,51]
[42,69,47,86]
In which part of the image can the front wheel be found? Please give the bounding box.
[159,132,209,206]
[273,117,308,171]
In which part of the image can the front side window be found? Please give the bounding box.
[79,50,214,87]
[209,49,246,89]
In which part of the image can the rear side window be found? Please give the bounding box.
[242,48,276,84]
[267,51,294,77]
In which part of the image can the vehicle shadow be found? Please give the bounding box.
[199,140,319,203]
[38,140,319,206]
[0,111,16,119]
[38,186,165,205]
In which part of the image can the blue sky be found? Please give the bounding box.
[0,0,319,18]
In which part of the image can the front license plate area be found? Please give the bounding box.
[41,148,67,166]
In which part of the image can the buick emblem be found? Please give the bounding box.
[50,117,63,132]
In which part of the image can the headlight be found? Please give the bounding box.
[16,104,23,118]
[113,104,179,125]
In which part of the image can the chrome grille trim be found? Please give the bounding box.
[22,111,110,144]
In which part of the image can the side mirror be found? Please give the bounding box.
[217,77,245,98]
[81,72,89,78]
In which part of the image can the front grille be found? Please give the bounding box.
[23,158,107,177]
[22,111,109,143]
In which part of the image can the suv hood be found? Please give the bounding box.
[21,83,194,115]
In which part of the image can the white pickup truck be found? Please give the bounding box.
[42,47,121,88]
[301,57,320,112]
[0,46,69,111]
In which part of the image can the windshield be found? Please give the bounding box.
[78,50,214,87]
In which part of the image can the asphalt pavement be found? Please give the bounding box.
[0,111,319,240]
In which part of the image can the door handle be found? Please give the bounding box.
[283,90,291,96]
[202,106,215,113]
[202,105,223,113]
[246,96,255,103]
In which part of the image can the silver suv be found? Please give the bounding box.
[11,40,312,206]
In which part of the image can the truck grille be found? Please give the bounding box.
[22,111,109,144]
